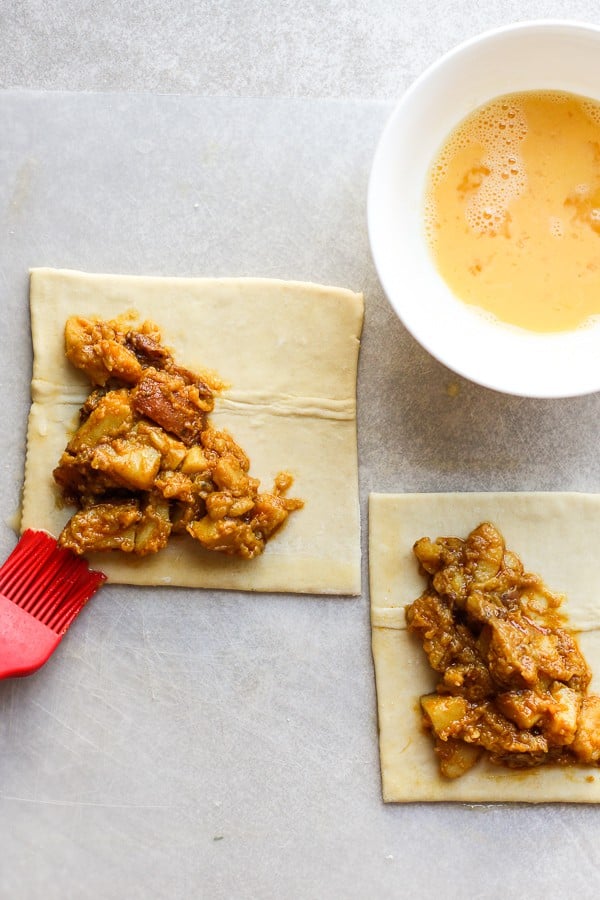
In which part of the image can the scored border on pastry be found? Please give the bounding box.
[22,268,364,594]
[369,491,600,802]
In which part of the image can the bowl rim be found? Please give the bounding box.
[367,18,600,398]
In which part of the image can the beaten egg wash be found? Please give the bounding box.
[425,90,600,332]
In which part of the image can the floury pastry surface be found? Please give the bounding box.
[369,491,600,802]
[23,267,364,593]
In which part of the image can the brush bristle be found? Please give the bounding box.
[0,530,106,634]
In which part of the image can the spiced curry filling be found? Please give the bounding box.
[407,522,600,778]
[53,314,303,558]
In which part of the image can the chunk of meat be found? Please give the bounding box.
[407,593,494,701]
[460,701,549,762]
[126,330,172,367]
[487,612,590,692]
[495,683,582,745]
[132,368,211,444]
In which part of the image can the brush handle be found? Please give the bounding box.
[0,594,61,679]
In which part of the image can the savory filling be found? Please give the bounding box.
[53,314,303,558]
[406,522,600,778]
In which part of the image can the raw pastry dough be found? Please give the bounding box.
[22,268,364,594]
[369,492,600,802]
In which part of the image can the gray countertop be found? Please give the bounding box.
[3,4,600,900]
[2,0,599,99]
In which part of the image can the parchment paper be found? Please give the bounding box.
[2,91,600,900]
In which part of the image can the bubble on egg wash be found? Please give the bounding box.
[423,195,438,242]
[463,100,528,235]
[427,96,529,238]
[581,98,600,127]
[549,216,564,238]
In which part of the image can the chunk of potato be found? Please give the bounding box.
[65,316,143,386]
[250,492,291,538]
[465,522,504,584]
[187,515,263,559]
[571,696,600,763]
[91,440,162,491]
[136,423,187,470]
[435,737,482,779]
[58,501,141,554]
[134,496,172,555]
[180,445,209,475]
[205,492,255,520]
[68,390,134,453]
[421,693,469,739]
[212,456,253,496]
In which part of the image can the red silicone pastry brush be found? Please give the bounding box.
[0,529,105,679]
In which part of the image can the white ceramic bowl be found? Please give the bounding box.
[368,20,600,398]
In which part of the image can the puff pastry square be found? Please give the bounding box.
[22,268,363,594]
[369,492,600,803]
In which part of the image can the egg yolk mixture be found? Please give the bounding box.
[425,90,600,333]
